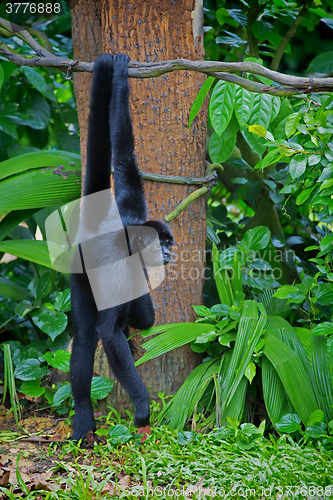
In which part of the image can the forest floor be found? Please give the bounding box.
[1,407,333,499]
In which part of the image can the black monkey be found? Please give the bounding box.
[69,54,173,442]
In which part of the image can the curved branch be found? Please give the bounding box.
[1,16,333,95]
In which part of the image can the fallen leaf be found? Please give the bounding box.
[137,425,151,444]
[86,430,98,447]
[185,473,207,496]
[0,470,10,486]
[118,475,130,487]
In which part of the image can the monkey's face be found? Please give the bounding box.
[160,238,172,265]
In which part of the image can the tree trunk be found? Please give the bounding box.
[70,0,207,413]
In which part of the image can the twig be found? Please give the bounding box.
[270,0,314,71]
[0,17,333,95]
[164,187,209,223]
[139,170,217,186]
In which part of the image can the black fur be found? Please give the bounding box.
[70,54,173,442]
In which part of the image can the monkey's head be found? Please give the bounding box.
[128,220,173,265]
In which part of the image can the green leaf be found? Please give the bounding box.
[0,151,80,181]
[244,361,256,384]
[289,154,307,179]
[242,127,267,157]
[91,376,114,400]
[189,76,214,128]
[29,94,50,129]
[53,383,72,406]
[249,93,273,129]
[250,259,272,271]
[0,117,18,139]
[242,226,271,252]
[296,186,315,205]
[0,277,30,302]
[307,409,325,427]
[273,285,298,299]
[251,20,274,41]
[285,113,299,138]
[319,235,333,253]
[15,300,34,318]
[275,413,302,434]
[263,334,317,425]
[308,51,333,73]
[43,350,71,372]
[0,240,52,268]
[192,305,212,317]
[211,304,229,315]
[21,380,45,397]
[54,289,71,312]
[235,87,254,127]
[311,322,333,336]
[166,359,220,429]
[305,422,327,438]
[14,359,47,381]
[32,309,68,340]
[255,149,281,170]
[0,63,4,90]
[0,209,37,241]
[136,323,217,366]
[311,335,333,420]
[262,356,291,427]
[308,154,321,166]
[195,331,217,343]
[209,81,236,136]
[22,67,47,95]
[108,424,132,444]
[208,127,237,162]
[28,274,51,300]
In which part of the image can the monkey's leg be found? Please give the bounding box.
[97,307,150,427]
[70,275,98,442]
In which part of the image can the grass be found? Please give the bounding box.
[1,415,333,499]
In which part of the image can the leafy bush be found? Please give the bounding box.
[137,227,333,431]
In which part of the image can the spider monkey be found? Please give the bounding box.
[69,54,173,442]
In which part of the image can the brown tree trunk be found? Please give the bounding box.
[70,0,207,413]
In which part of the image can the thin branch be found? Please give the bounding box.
[164,187,209,223]
[139,170,217,186]
[0,16,333,95]
[270,0,314,71]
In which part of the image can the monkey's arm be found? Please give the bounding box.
[110,54,147,226]
[84,54,113,198]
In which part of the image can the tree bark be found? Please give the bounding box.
[70,0,207,413]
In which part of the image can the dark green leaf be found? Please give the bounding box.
[276,413,302,433]
[289,154,307,179]
[0,277,30,302]
[209,81,235,136]
[54,288,71,312]
[308,51,333,73]
[189,76,214,128]
[91,376,114,400]
[43,350,71,371]
[108,424,132,444]
[242,226,271,252]
[28,274,51,300]
[32,309,68,340]
[22,67,47,94]
[53,383,72,406]
[14,359,47,381]
[311,322,333,336]
[21,380,45,397]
